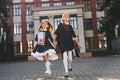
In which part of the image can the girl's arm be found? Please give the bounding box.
[53,34,57,42]
[53,23,62,46]
[73,37,81,49]
[70,25,81,49]
[53,34,57,47]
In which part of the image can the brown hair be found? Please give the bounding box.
[38,20,54,33]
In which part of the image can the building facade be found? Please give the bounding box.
[8,0,106,54]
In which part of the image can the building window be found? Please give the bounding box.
[6,5,9,16]
[54,16,62,30]
[97,17,106,48]
[97,17,105,31]
[27,41,34,53]
[70,15,78,28]
[40,16,49,22]
[85,37,94,49]
[14,41,22,53]
[54,15,77,29]
[54,2,62,6]
[83,0,91,12]
[26,22,34,34]
[84,19,93,30]
[41,0,49,1]
[14,22,22,34]
[13,4,21,16]
[96,0,104,11]
[108,0,113,9]
[99,36,107,48]
[42,2,50,7]
[26,4,33,15]
[54,0,61,1]
[66,1,74,6]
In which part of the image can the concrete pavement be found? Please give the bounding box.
[0,56,120,80]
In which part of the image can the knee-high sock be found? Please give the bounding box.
[72,49,76,57]
[45,61,51,74]
[68,50,72,68]
[63,51,68,74]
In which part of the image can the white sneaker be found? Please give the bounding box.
[44,71,52,78]
[31,52,35,57]
[44,71,51,74]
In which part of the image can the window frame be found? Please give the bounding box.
[84,18,93,30]
[14,22,22,34]
[26,22,34,34]
[13,4,21,16]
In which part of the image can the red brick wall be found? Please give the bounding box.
[21,0,27,53]
[8,1,13,36]
[91,0,99,48]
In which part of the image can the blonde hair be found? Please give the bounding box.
[38,20,54,33]
[62,12,70,21]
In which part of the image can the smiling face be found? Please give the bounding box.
[38,20,53,32]
[41,21,49,29]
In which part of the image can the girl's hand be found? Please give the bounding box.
[74,37,81,49]
[77,43,81,49]
[53,40,57,47]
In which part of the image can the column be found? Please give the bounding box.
[21,0,27,53]
[33,13,40,45]
[77,10,86,53]
[9,0,14,36]
[91,0,99,48]
[48,15,54,36]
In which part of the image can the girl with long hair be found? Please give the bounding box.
[31,20,58,78]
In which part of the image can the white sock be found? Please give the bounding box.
[72,49,76,57]
[63,51,68,74]
[45,61,51,74]
[68,50,72,68]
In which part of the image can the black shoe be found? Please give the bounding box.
[68,67,72,71]
[64,74,69,78]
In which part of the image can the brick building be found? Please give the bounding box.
[8,0,107,54]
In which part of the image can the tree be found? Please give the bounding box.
[0,0,10,34]
[99,0,120,50]
[0,0,13,61]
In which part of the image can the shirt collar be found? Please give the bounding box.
[40,29,47,31]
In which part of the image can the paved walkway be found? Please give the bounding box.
[0,56,120,80]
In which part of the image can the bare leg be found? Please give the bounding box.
[44,54,49,62]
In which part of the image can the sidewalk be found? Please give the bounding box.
[0,56,120,80]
